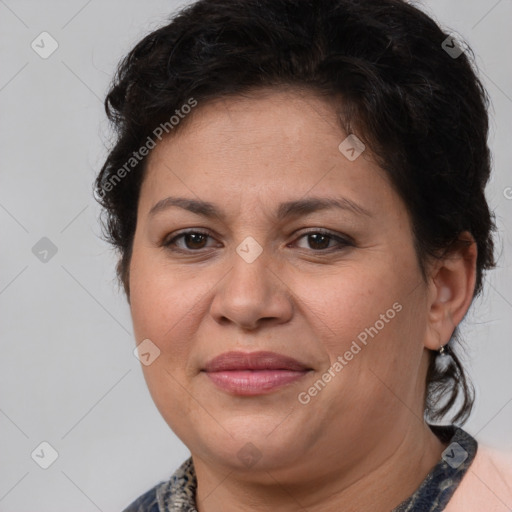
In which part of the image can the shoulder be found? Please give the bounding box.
[445,444,512,512]
[121,482,163,512]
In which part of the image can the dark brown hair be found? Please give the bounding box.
[95,0,497,424]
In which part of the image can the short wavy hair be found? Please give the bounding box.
[95,0,497,425]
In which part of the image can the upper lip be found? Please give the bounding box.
[202,351,311,372]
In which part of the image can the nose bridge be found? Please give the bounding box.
[228,237,273,303]
[210,236,292,329]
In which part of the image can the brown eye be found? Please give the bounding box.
[294,230,353,252]
[182,232,209,249]
[163,230,214,251]
[305,233,331,250]
[163,229,352,254]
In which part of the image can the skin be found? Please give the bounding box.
[127,87,477,512]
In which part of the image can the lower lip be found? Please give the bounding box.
[204,370,309,395]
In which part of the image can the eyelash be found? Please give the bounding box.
[162,229,353,254]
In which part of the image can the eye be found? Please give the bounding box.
[162,229,353,253]
[292,229,353,251]
[163,230,217,251]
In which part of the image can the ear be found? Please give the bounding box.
[424,231,478,351]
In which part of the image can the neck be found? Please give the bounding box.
[193,422,447,512]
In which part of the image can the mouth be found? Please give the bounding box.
[201,350,312,396]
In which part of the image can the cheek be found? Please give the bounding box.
[128,245,211,364]
[128,249,199,425]
[305,266,401,341]
[304,253,423,376]
[129,223,422,361]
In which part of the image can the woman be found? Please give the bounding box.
[95,0,512,510]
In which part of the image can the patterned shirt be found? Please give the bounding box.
[123,424,477,512]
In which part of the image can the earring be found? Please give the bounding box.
[436,343,452,373]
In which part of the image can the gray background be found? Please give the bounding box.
[1,0,511,510]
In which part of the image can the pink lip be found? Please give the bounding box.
[202,351,312,396]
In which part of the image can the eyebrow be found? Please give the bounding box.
[148,195,372,220]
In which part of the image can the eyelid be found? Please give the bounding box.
[293,228,353,243]
[163,228,215,248]
[290,228,353,251]
[162,227,353,252]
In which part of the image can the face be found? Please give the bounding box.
[128,88,433,479]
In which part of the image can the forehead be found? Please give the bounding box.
[145,87,346,167]
[139,88,396,220]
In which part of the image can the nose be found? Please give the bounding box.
[209,245,294,331]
